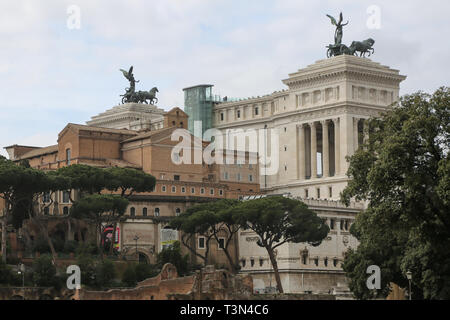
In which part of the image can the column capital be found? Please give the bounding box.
[308,121,317,128]
[320,119,329,126]
[332,118,339,125]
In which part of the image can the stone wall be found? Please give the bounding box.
[73,263,253,300]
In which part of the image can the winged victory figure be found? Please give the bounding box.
[326,12,348,46]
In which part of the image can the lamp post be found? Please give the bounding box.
[406,270,412,300]
[18,263,25,287]
[133,235,139,261]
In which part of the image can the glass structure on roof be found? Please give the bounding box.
[183,84,216,139]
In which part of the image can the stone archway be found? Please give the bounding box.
[138,252,150,264]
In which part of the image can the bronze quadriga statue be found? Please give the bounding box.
[119,66,159,105]
[326,12,375,58]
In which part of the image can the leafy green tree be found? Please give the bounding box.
[70,194,129,253]
[232,196,329,293]
[169,199,240,272]
[103,167,156,255]
[157,241,190,276]
[169,205,218,266]
[0,158,70,263]
[341,87,450,299]
[55,164,109,197]
[33,254,57,287]
[104,167,156,198]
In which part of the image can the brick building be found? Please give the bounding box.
[2,107,260,268]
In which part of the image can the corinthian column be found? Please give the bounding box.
[333,118,340,176]
[353,117,359,152]
[321,120,330,178]
[298,124,306,180]
[310,122,317,179]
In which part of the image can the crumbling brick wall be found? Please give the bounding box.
[74,263,253,300]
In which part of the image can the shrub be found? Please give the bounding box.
[95,259,116,288]
[32,254,56,287]
[76,254,96,287]
[0,260,12,284]
[64,240,78,254]
[157,241,189,276]
[76,241,99,256]
[121,264,137,287]
[135,263,158,282]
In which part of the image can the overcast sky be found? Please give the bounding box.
[1,0,449,156]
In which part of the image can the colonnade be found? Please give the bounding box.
[297,117,367,180]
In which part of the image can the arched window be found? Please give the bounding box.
[63,206,69,215]
[130,207,135,217]
[143,207,147,217]
[175,208,181,216]
[333,258,338,267]
[301,249,309,265]
[154,208,160,217]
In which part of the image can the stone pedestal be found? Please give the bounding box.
[87,103,165,131]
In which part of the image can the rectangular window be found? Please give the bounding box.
[219,189,223,196]
[200,188,205,194]
[224,172,228,180]
[237,110,241,118]
[181,187,186,193]
[174,175,180,181]
[237,173,241,181]
[198,237,205,249]
[329,187,332,198]
[171,186,176,193]
[317,188,320,199]
[305,189,309,198]
[340,220,344,230]
[210,188,214,195]
[43,192,50,203]
[330,219,335,230]
[62,191,70,204]
[255,107,259,115]
[220,113,224,121]
[162,185,167,192]
[191,187,195,194]
[249,174,253,182]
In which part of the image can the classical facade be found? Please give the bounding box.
[212,55,406,199]
[183,55,406,294]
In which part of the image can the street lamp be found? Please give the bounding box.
[17,263,25,287]
[133,235,140,261]
[406,270,412,300]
